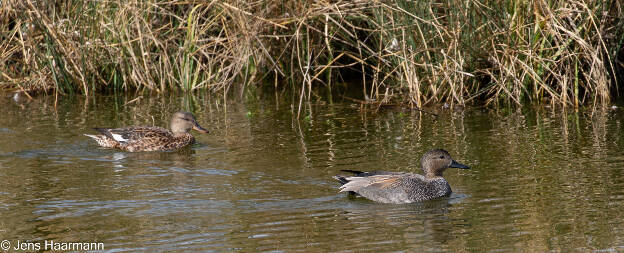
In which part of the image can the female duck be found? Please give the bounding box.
[334,149,469,204]
[85,111,208,152]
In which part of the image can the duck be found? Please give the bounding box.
[333,149,469,204]
[85,111,209,152]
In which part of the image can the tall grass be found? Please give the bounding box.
[1,0,622,108]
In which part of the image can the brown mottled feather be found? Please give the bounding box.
[86,126,195,152]
[85,111,207,152]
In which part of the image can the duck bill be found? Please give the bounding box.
[450,160,470,169]
[192,122,209,133]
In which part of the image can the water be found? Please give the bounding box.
[1,93,624,252]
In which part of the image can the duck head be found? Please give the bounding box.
[170,111,209,134]
[420,149,469,177]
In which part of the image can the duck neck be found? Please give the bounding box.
[425,170,443,178]
[172,131,188,138]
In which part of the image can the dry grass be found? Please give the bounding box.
[0,0,622,108]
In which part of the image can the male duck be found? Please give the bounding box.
[334,149,469,204]
[85,111,208,152]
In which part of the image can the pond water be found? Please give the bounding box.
[1,92,624,252]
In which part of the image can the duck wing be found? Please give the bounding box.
[334,170,405,185]
[95,126,172,143]
[339,170,404,177]
[337,173,409,192]
[337,173,429,203]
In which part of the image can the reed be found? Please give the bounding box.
[0,0,622,108]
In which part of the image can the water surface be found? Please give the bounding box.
[1,94,624,252]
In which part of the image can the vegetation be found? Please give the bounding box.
[1,0,623,107]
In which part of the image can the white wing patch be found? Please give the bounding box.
[110,133,128,142]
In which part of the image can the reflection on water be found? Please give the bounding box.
[1,94,624,252]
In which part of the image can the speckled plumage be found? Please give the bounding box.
[333,149,469,204]
[85,112,208,152]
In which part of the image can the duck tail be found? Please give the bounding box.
[94,127,109,134]
[93,128,116,140]
[83,134,99,140]
[333,175,351,185]
[84,133,118,148]
[340,169,365,175]
[334,170,368,184]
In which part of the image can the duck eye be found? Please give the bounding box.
[439,155,445,159]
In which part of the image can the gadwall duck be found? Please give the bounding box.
[85,111,208,152]
[334,149,469,204]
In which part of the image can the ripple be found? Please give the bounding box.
[2,97,624,252]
